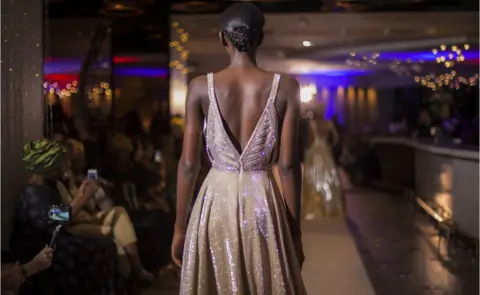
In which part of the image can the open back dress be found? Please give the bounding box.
[180,73,307,295]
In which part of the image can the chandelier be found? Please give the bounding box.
[345,52,380,68]
[388,60,423,76]
[414,44,477,90]
[432,44,468,69]
[415,72,479,91]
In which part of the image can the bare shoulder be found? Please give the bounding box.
[277,74,300,105]
[188,75,208,94]
[279,74,299,93]
[187,75,209,103]
[278,74,299,88]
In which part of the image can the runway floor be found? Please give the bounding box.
[301,218,375,295]
[144,173,478,294]
[146,217,375,295]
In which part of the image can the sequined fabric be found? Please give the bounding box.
[302,121,344,220]
[180,73,307,295]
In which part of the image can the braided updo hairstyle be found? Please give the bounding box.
[220,3,265,53]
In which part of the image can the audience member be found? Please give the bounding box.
[104,134,176,274]
[62,138,154,285]
[10,139,119,295]
[2,247,53,294]
[417,109,433,137]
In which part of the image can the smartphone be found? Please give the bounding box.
[87,169,98,180]
[47,205,71,248]
[154,150,162,163]
[48,205,71,223]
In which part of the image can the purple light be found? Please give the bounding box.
[378,51,479,62]
[44,61,82,74]
[115,67,168,77]
[44,60,169,78]
[319,70,368,77]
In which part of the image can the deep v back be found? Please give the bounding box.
[205,73,281,173]
[181,71,307,295]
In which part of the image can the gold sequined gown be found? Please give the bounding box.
[180,73,306,295]
[302,121,344,220]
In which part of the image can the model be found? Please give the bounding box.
[302,105,344,220]
[171,3,307,295]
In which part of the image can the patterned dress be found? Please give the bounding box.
[9,184,120,295]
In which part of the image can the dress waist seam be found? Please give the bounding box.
[210,166,273,174]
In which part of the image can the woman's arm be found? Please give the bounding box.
[174,76,206,233]
[277,77,302,238]
[1,263,25,291]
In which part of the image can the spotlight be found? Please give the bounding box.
[302,41,313,47]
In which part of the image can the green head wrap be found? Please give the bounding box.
[22,139,68,175]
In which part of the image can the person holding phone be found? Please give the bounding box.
[61,138,154,285]
[10,139,120,294]
[2,247,53,294]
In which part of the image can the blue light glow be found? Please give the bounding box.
[44,61,82,74]
[320,69,368,76]
[44,61,169,77]
[115,67,168,77]
[378,51,479,62]
[296,74,357,87]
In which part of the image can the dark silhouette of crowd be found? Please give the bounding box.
[3,99,183,295]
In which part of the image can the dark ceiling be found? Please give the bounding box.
[45,0,478,55]
[46,0,478,18]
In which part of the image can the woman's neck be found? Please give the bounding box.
[229,52,257,68]
[28,174,45,185]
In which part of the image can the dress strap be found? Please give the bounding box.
[268,74,281,104]
[207,72,215,102]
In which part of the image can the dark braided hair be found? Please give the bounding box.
[220,3,265,53]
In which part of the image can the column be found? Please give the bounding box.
[169,21,189,117]
[1,0,44,248]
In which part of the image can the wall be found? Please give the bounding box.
[415,150,479,238]
[296,74,379,134]
[374,138,479,239]
[1,0,44,249]
[297,72,424,135]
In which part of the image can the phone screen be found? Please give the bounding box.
[87,169,98,180]
[154,150,162,163]
[48,205,71,223]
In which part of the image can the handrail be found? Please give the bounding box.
[371,136,479,161]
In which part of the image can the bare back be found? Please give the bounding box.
[200,68,288,154]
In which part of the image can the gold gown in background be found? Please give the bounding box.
[180,73,306,295]
[302,120,344,220]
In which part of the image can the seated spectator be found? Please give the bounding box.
[133,139,171,211]
[76,125,102,170]
[160,135,179,209]
[105,134,163,210]
[61,139,154,285]
[10,139,119,295]
[2,247,53,294]
[105,134,177,274]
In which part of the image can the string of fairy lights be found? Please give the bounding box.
[346,43,478,91]
[345,52,380,68]
[43,81,79,98]
[414,44,478,90]
[169,21,190,75]
[43,81,112,101]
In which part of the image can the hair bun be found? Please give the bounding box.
[222,25,253,53]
